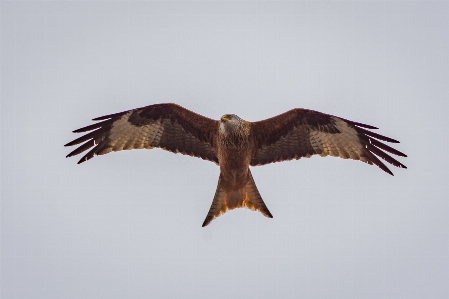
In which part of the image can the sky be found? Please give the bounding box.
[1,1,448,298]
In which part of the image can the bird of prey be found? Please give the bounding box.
[65,103,407,226]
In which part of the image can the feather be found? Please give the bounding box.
[66,139,95,158]
[356,127,400,143]
[364,151,394,176]
[72,119,112,133]
[65,128,104,146]
[92,111,128,121]
[367,144,407,169]
[341,118,378,129]
[370,138,407,157]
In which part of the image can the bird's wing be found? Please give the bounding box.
[250,109,407,175]
[65,103,219,164]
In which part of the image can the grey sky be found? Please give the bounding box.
[1,1,448,298]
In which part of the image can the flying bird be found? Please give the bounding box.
[65,103,407,226]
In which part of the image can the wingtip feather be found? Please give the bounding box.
[357,127,401,143]
[77,154,93,164]
[202,219,210,227]
[383,165,394,176]
[342,118,379,129]
[92,111,128,121]
[366,152,394,176]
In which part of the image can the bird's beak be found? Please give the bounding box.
[221,115,229,122]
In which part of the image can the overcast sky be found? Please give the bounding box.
[1,1,448,298]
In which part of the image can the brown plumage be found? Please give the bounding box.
[65,103,407,226]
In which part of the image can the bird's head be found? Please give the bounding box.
[220,114,242,135]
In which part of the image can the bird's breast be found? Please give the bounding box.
[217,138,252,188]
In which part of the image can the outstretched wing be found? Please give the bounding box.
[65,103,219,164]
[250,109,407,175]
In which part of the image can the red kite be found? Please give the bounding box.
[66,103,407,226]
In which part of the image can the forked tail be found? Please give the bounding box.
[202,169,273,227]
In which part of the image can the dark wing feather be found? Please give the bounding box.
[250,109,406,175]
[65,103,219,164]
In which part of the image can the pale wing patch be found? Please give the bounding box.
[310,118,363,160]
[108,111,161,152]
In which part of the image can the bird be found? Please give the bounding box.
[65,103,407,227]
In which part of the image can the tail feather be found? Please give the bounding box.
[202,170,272,227]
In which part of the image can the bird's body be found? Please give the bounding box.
[66,103,407,226]
[204,115,273,226]
[217,115,251,188]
